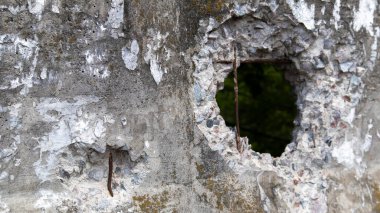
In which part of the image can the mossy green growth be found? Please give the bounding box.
[132,191,169,212]
[203,177,264,212]
[374,185,380,212]
[195,162,205,176]
[189,0,226,21]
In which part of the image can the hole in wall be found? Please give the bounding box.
[216,63,297,157]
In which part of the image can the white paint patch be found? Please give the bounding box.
[361,121,373,153]
[0,171,8,180]
[27,0,45,19]
[321,6,325,15]
[84,49,110,78]
[0,105,21,163]
[20,46,39,95]
[121,117,127,126]
[103,115,115,124]
[342,108,356,126]
[144,30,170,85]
[353,0,377,35]
[33,148,59,181]
[333,0,341,29]
[94,120,105,138]
[34,96,115,181]
[51,0,60,13]
[370,27,379,64]
[0,34,38,60]
[36,96,99,122]
[34,190,64,210]
[45,120,72,152]
[40,67,47,79]
[256,172,272,212]
[144,141,150,149]
[339,61,354,72]
[332,140,355,168]
[0,35,39,95]
[285,0,315,30]
[0,5,27,15]
[106,0,124,29]
[148,55,164,84]
[362,133,372,152]
[122,40,139,70]
[14,159,21,167]
[8,103,22,129]
[85,50,99,65]
[0,196,10,213]
[233,3,253,16]
[13,135,20,145]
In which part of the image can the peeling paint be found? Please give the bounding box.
[27,0,45,19]
[0,196,10,213]
[232,3,254,16]
[94,120,106,138]
[148,56,164,84]
[0,103,22,163]
[144,140,150,149]
[40,67,47,80]
[370,27,379,65]
[34,190,65,210]
[51,0,60,13]
[0,34,39,94]
[0,34,38,60]
[33,96,115,181]
[353,0,377,35]
[362,121,373,153]
[286,0,315,30]
[106,0,124,29]
[321,6,325,16]
[256,172,271,212]
[105,0,124,38]
[144,30,170,85]
[0,171,8,181]
[84,49,110,78]
[9,103,22,129]
[333,0,341,29]
[332,140,355,168]
[122,40,139,71]
[0,5,27,15]
[342,108,356,126]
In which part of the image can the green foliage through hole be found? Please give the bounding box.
[216,63,297,157]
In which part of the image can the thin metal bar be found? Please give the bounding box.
[233,46,242,153]
[216,58,292,64]
[108,152,113,197]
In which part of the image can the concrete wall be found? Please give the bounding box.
[0,0,379,212]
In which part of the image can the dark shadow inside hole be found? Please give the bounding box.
[216,63,297,157]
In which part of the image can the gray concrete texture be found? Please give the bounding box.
[0,0,379,212]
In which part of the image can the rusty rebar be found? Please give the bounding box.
[233,46,242,153]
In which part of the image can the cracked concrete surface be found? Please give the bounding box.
[0,0,379,212]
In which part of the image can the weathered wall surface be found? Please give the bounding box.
[0,0,379,212]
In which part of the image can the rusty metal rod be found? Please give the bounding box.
[108,152,113,197]
[216,58,292,64]
[233,46,242,153]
